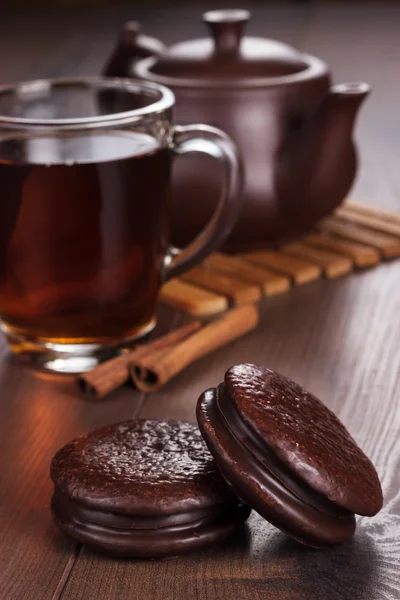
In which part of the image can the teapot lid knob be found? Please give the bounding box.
[203,9,250,55]
[120,21,143,44]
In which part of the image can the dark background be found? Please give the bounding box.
[3,0,400,8]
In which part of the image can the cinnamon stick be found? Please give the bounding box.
[130,304,259,393]
[78,320,201,398]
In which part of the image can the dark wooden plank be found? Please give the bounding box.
[0,360,143,600]
[61,265,400,600]
[0,305,178,600]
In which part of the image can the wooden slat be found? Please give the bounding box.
[321,217,400,259]
[345,202,400,226]
[182,265,261,306]
[281,242,353,278]
[204,254,290,297]
[242,250,321,285]
[336,206,400,237]
[304,233,380,268]
[160,279,228,316]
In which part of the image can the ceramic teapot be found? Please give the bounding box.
[104,9,370,252]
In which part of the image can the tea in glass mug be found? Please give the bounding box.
[0,78,242,372]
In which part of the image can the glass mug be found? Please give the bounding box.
[0,78,242,372]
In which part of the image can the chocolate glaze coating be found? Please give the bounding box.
[225,364,383,516]
[216,384,351,520]
[197,387,356,547]
[52,493,251,558]
[51,419,235,516]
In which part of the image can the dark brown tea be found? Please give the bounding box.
[0,131,171,343]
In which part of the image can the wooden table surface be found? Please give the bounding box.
[1,3,400,599]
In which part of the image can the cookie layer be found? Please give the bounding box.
[52,493,251,558]
[52,488,236,530]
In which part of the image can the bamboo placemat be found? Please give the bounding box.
[160,202,400,316]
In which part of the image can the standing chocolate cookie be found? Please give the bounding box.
[50,419,250,558]
[197,364,383,548]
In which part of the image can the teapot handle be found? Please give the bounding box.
[103,21,165,78]
[164,125,243,280]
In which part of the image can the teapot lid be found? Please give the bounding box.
[142,10,309,85]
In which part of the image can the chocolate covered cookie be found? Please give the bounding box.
[197,364,383,548]
[50,419,250,558]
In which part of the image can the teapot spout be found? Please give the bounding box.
[103,21,166,78]
[277,82,370,227]
[320,81,370,124]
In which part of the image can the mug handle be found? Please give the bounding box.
[164,124,243,281]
